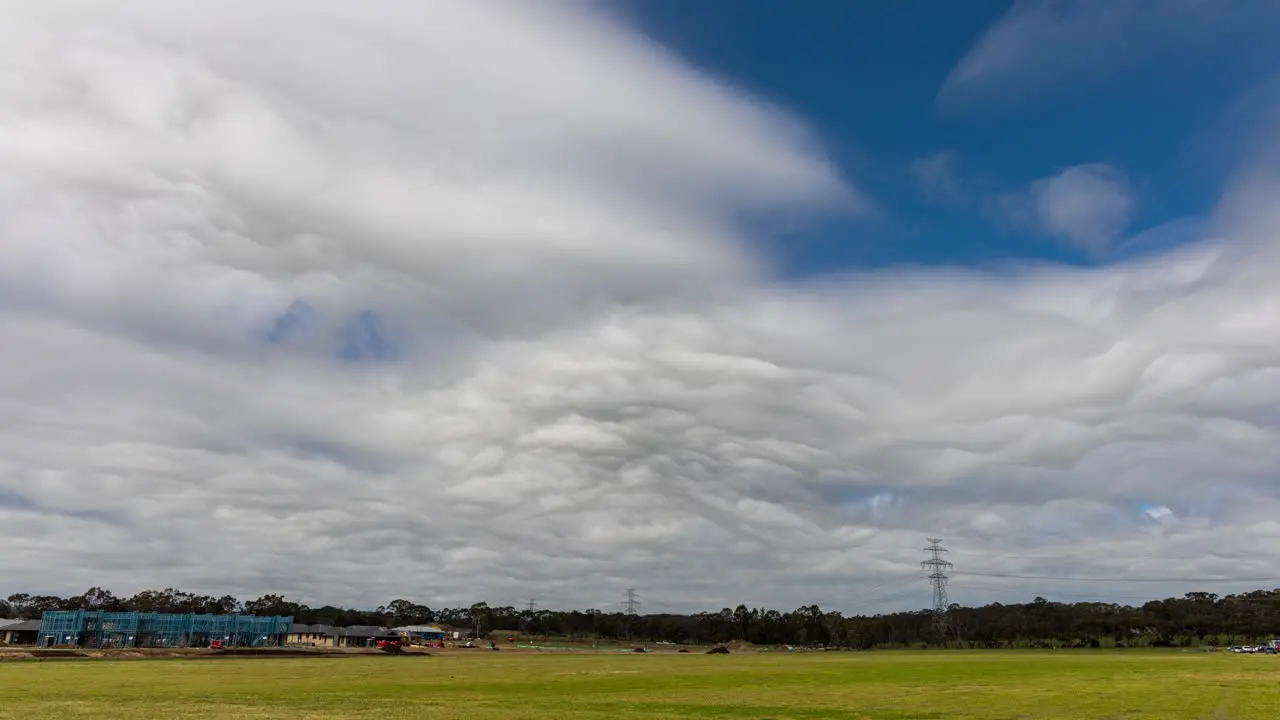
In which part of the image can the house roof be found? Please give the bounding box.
[392,625,447,634]
[291,624,346,635]
[0,619,23,629]
[4,620,42,632]
[342,625,388,636]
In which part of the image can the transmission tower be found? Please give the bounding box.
[921,538,953,642]
[622,589,640,641]
[623,588,641,615]
[521,599,538,636]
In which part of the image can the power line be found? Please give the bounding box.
[921,538,952,642]
[526,599,538,613]
[952,571,1277,584]
[958,580,1165,601]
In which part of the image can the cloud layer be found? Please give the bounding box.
[2,1,1280,614]
[938,0,1280,109]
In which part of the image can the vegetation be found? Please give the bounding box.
[7,587,1280,649]
[4,651,1280,719]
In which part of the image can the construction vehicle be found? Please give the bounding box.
[375,630,404,653]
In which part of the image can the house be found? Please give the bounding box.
[340,625,388,647]
[391,624,448,644]
[288,624,345,647]
[0,619,42,645]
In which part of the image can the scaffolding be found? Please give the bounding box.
[36,611,293,648]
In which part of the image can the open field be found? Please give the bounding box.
[3,650,1279,719]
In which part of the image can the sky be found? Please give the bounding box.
[2,0,1280,615]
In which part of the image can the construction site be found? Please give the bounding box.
[33,611,294,649]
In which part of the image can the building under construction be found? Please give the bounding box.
[36,611,293,649]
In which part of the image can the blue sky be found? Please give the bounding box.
[625,0,1276,275]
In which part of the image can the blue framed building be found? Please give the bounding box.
[37,611,293,648]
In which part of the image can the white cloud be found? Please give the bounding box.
[912,150,964,205]
[938,0,1280,108]
[1110,216,1208,261]
[1032,164,1134,252]
[2,0,1280,614]
[992,164,1134,253]
[0,0,857,341]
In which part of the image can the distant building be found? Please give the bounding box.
[288,624,345,647]
[392,624,448,643]
[8,615,475,649]
[341,625,388,647]
[1,620,41,645]
[35,611,292,648]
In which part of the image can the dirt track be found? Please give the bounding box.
[0,641,718,662]
[0,646,431,662]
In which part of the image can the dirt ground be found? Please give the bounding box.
[0,646,412,661]
[0,641,713,662]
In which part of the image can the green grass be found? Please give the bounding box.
[3,651,1278,719]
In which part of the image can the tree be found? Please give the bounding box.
[66,587,120,611]
[5,593,62,618]
[242,594,302,617]
[385,599,434,626]
[468,602,491,638]
[5,584,1280,649]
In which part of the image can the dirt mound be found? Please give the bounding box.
[705,646,730,654]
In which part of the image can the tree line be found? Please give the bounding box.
[5,587,1280,648]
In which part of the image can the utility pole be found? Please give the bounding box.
[921,538,952,645]
[622,589,640,641]
[526,599,538,613]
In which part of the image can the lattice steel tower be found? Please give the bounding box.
[622,589,641,641]
[623,589,640,615]
[921,538,952,638]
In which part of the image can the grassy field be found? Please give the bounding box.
[3,650,1279,719]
